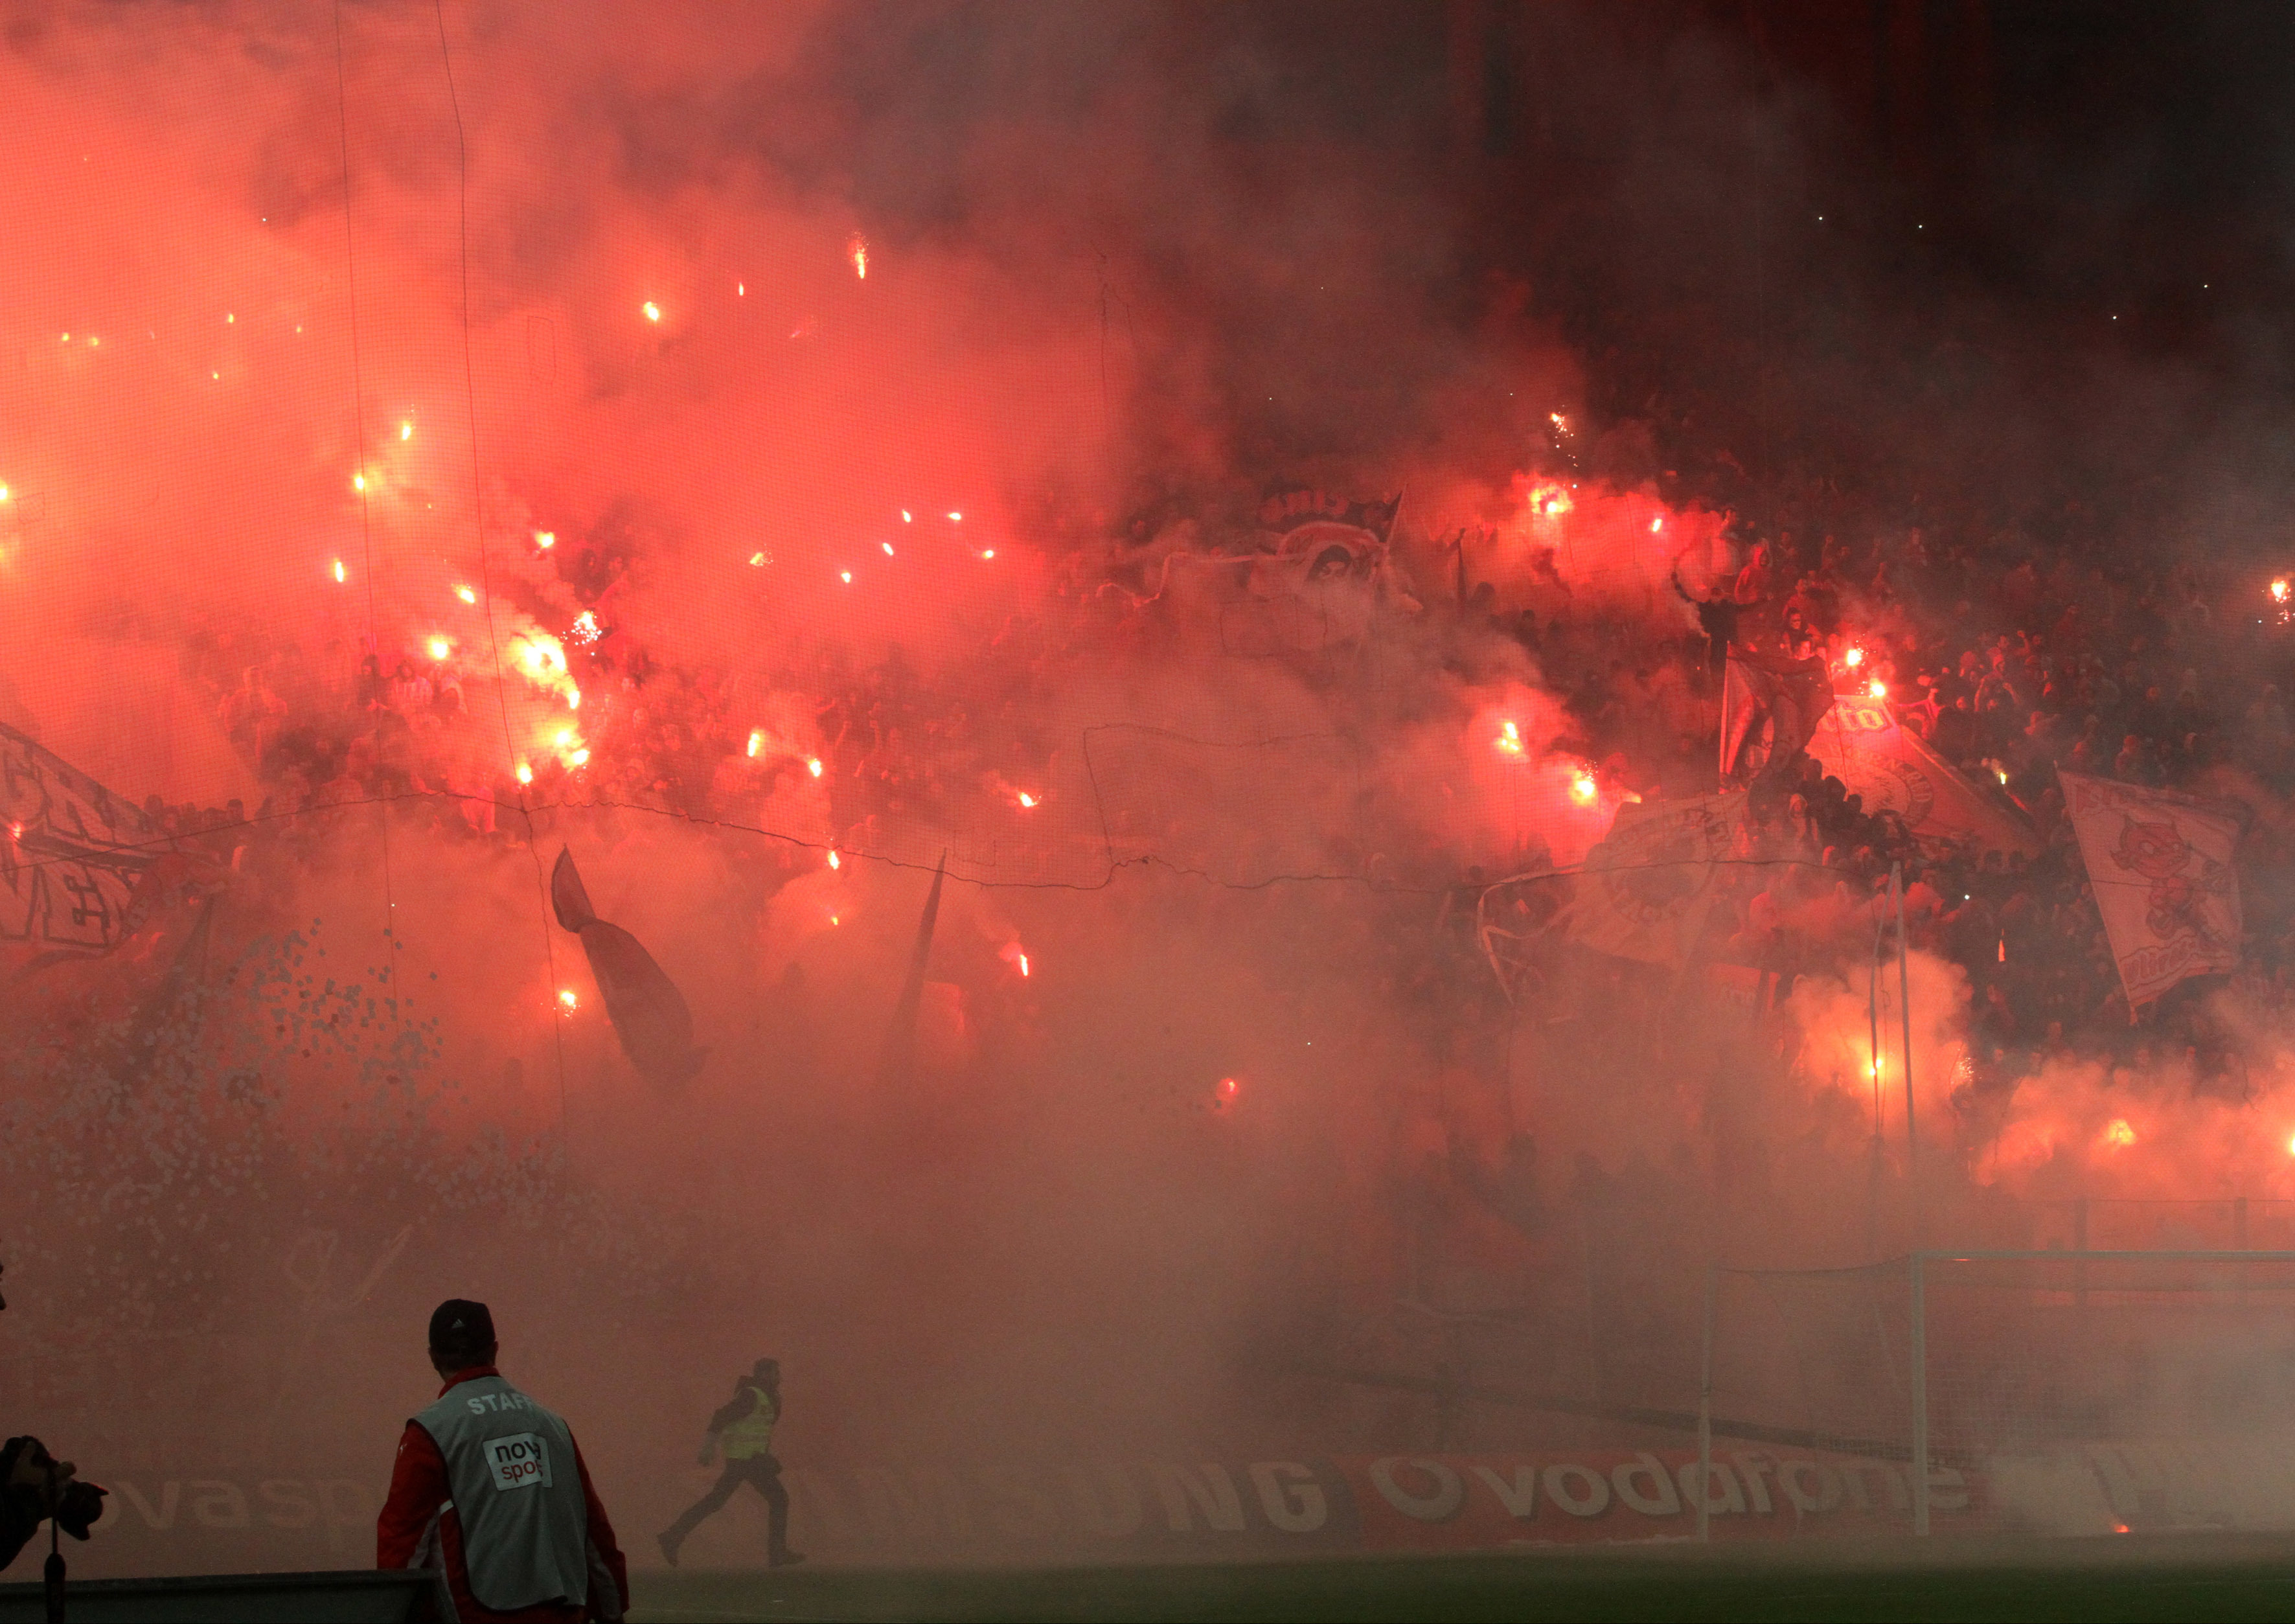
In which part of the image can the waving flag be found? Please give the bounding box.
[2060,770,2242,1011]
[1,721,161,955]
[1720,650,1833,784]
[1560,793,1744,966]
[552,847,707,1087]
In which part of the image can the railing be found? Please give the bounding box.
[2028,1196,2295,1254]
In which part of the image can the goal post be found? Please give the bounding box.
[1700,1250,2295,1540]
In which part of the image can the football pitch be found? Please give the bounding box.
[628,1533,2295,1622]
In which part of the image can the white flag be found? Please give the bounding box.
[2060,770,2241,1010]
[1562,793,1744,965]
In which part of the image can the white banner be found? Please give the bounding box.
[1562,793,1743,966]
[2060,770,2241,1009]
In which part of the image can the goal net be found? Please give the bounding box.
[1698,1252,2295,1538]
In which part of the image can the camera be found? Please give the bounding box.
[2,1437,106,1542]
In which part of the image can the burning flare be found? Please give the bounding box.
[1527,481,1573,520]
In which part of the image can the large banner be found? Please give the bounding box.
[2060,770,2242,1009]
[1561,794,1743,966]
[1719,650,1832,783]
[0,721,160,955]
[1810,694,2039,856]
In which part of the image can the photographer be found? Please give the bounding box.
[0,1264,106,1572]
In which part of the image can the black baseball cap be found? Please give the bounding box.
[428,1299,496,1355]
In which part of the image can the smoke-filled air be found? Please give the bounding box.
[12,0,2295,1589]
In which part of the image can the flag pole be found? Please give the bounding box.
[1895,862,1919,1245]
[1868,911,1884,1261]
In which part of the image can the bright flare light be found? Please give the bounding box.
[536,531,556,549]
[352,472,367,492]
[839,570,853,584]
[2274,579,2290,604]
[947,511,963,523]
[882,542,895,556]
[1527,482,1573,520]
[1844,645,1866,668]
[1868,680,1888,700]
[1496,720,1524,755]
[1017,791,1038,808]
[400,421,413,441]
[332,559,346,584]
[428,637,450,661]
[516,762,534,785]
[748,731,765,758]
[827,849,841,870]
[848,234,868,279]
[749,551,766,566]
[455,585,477,604]
[558,989,578,1010]
[2103,1118,2136,1149]
[1570,772,1599,804]
[806,757,823,777]
[643,301,661,322]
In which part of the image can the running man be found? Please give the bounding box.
[657,1358,803,1568]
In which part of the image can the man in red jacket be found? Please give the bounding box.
[378,1301,630,1623]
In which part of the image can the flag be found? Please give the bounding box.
[1562,793,1744,965]
[1720,650,1833,783]
[552,847,707,1087]
[878,851,947,1084]
[1809,692,2039,856]
[1,720,163,955]
[2059,770,2241,1010]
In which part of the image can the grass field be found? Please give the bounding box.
[628,1533,2295,1622]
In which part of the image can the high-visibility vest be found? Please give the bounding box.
[720,1384,779,1459]
[414,1375,593,1614]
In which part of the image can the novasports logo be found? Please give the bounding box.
[764,1452,1978,1558]
[64,1450,1996,1573]
[1343,1451,1973,1548]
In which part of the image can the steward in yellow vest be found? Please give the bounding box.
[657,1358,803,1568]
